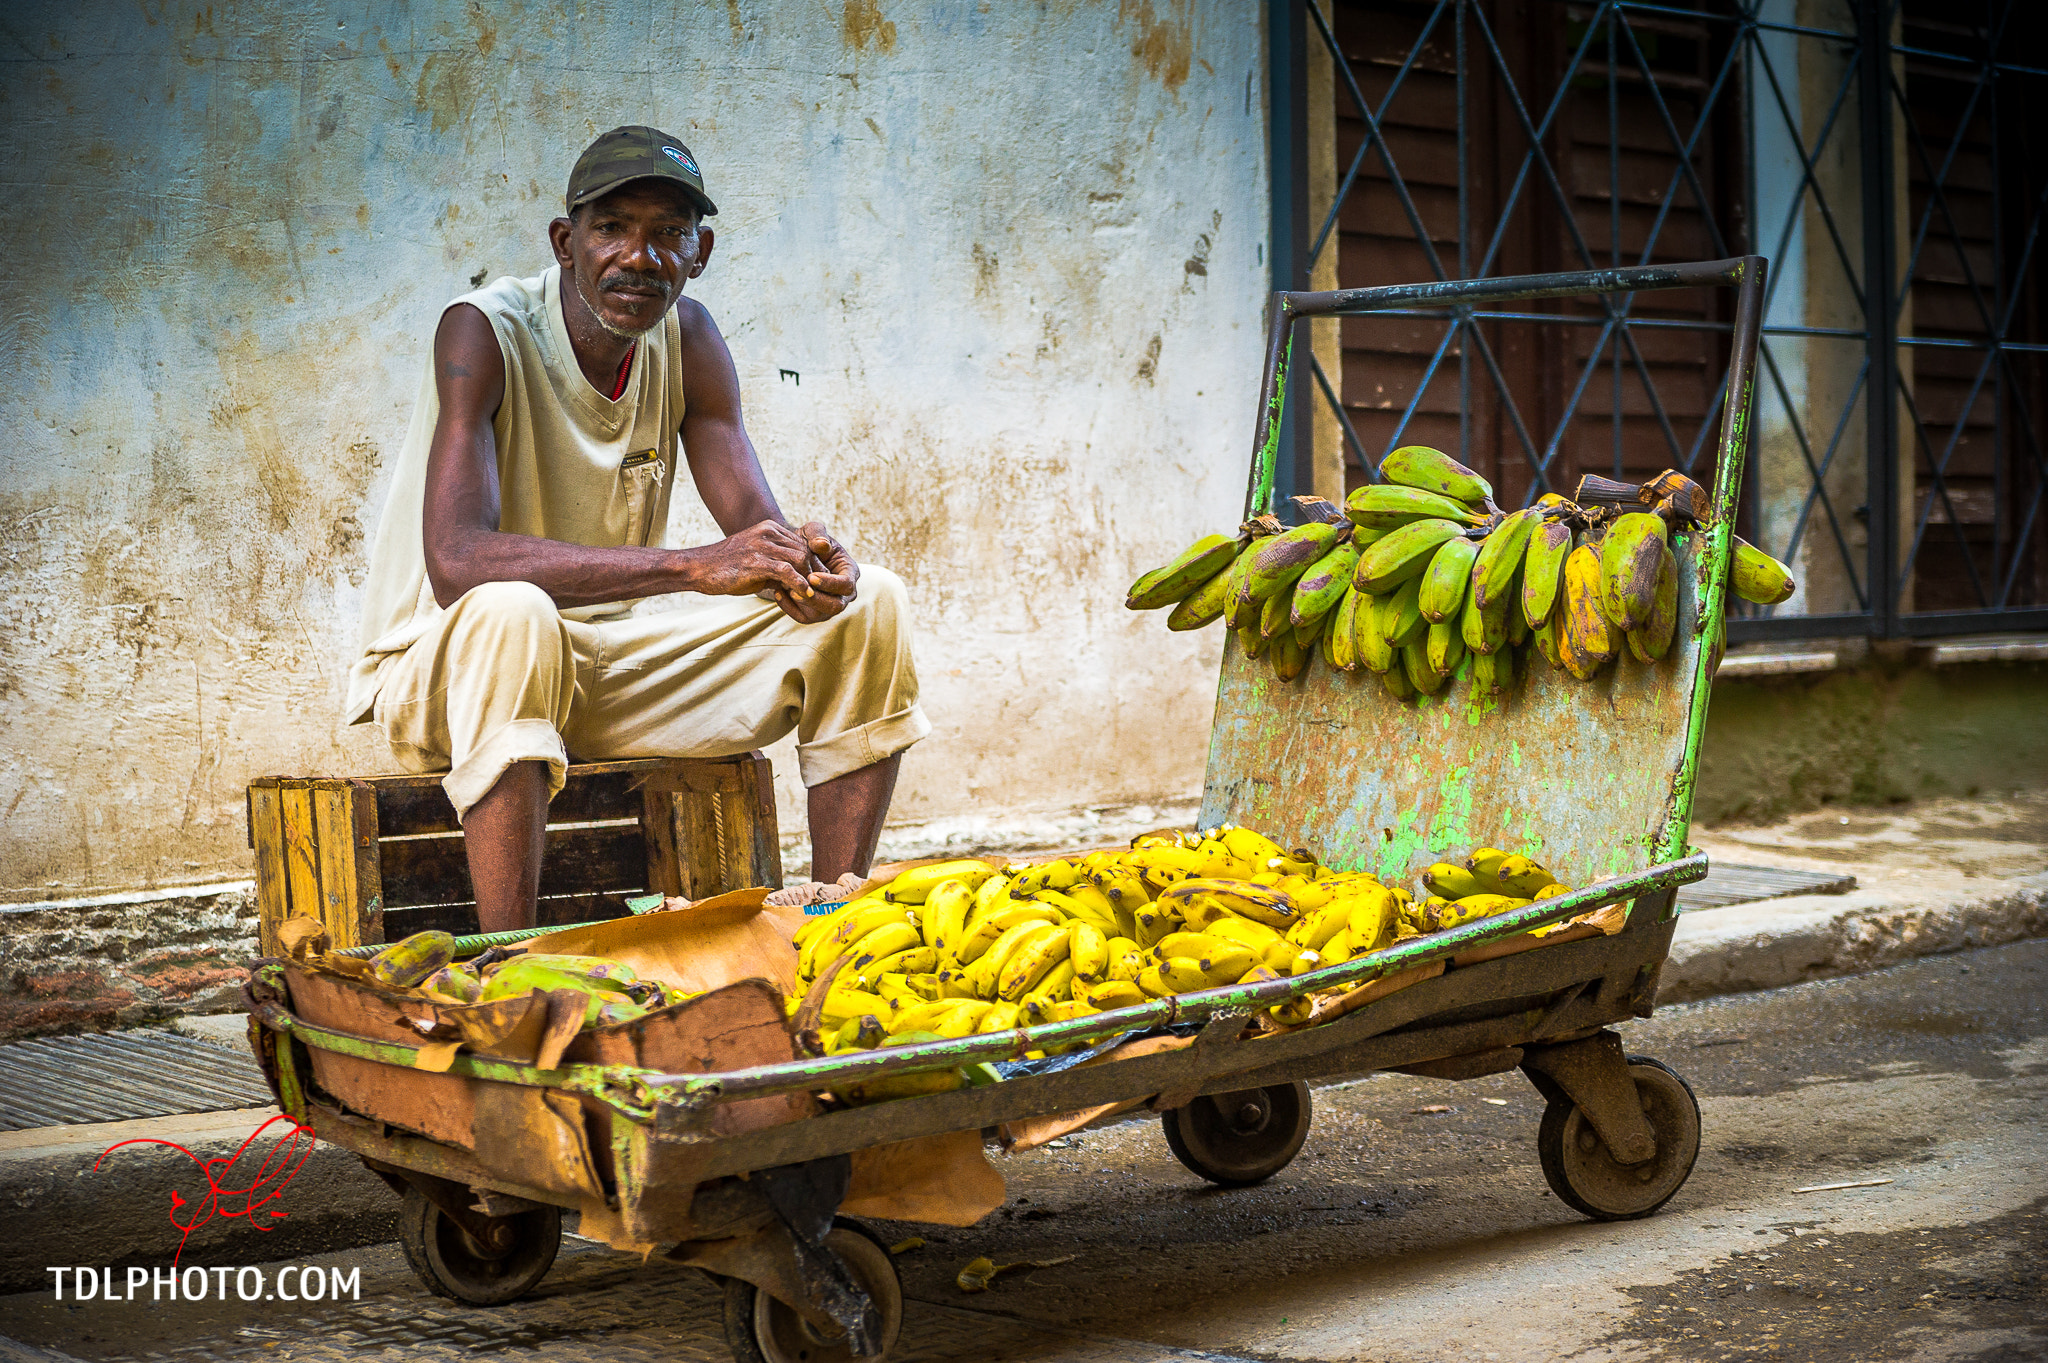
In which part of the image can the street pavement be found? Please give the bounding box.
[1,938,2041,1363]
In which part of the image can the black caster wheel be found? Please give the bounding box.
[722,1219,904,1363]
[1537,1055,1701,1221]
[396,1185,561,1305]
[1161,1081,1312,1187]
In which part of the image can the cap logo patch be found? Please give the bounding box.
[662,145,699,176]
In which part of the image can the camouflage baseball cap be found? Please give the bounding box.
[566,126,718,217]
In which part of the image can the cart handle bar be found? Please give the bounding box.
[644,852,1708,1104]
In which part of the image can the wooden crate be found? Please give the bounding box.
[246,754,782,955]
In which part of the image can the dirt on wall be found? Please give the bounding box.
[0,0,1265,901]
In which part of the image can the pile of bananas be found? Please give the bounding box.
[1410,846,1578,933]
[790,827,1592,1056]
[364,931,687,1028]
[1127,446,1797,697]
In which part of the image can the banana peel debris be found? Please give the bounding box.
[955,1253,1078,1293]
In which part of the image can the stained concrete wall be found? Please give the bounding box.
[0,0,1268,901]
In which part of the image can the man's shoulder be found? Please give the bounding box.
[453,268,553,327]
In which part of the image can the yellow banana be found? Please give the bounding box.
[1011,858,1083,896]
[1150,931,1228,962]
[1345,885,1401,951]
[975,1001,1023,1033]
[819,989,892,1025]
[954,904,1061,965]
[1533,882,1573,900]
[1134,905,1180,949]
[882,859,997,903]
[1067,921,1110,984]
[1157,957,1214,992]
[1160,878,1297,928]
[1205,916,1284,951]
[1215,825,1286,863]
[932,1001,997,1038]
[1135,964,1175,998]
[922,879,977,953]
[1082,979,1148,1011]
[846,921,923,968]
[997,923,1072,1001]
[1464,847,1511,888]
[1287,903,1351,951]
[1422,863,1485,900]
[1732,535,1796,605]
[806,902,917,979]
[969,871,1015,926]
[1022,959,1076,1007]
[887,999,977,1035]
[1440,894,1529,928]
[1494,854,1556,896]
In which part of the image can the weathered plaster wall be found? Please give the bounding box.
[0,0,1268,900]
[1695,659,2048,826]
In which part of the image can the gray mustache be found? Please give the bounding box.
[600,269,671,294]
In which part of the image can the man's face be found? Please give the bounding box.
[551,181,711,339]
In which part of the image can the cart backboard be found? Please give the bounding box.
[1200,258,1766,907]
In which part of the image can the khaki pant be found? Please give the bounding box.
[371,568,928,820]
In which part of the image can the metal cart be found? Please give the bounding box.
[246,255,1765,1363]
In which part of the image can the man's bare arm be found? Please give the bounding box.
[420,304,816,609]
[674,299,860,623]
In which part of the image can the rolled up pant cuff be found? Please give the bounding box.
[444,718,569,821]
[796,703,932,787]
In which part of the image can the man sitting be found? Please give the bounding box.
[345,126,927,930]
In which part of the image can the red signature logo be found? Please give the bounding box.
[94,1115,316,1266]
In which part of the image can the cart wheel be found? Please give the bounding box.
[1536,1056,1700,1221]
[1161,1081,1312,1187]
[397,1186,560,1306]
[722,1219,903,1363]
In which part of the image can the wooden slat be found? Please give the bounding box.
[351,779,384,945]
[248,781,291,957]
[382,893,634,940]
[371,765,656,837]
[279,780,321,937]
[310,781,364,950]
[377,824,649,909]
[638,752,783,900]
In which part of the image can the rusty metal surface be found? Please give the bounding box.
[1221,255,1768,896]
[1201,534,1712,890]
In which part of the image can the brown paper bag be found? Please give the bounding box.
[522,888,801,995]
[841,1130,1006,1226]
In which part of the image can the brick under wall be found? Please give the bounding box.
[0,883,257,1040]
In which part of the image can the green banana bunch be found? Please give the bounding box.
[1126,532,1239,610]
[1379,445,1495,505]
[1241,521,1349,604]
[1166,555,1239,630]
[1327,587,1363,671]
[1521,515,1573,632]
[1624,541,1679,663]
[1354,519,1467,594]
[1290,540,1363,628]
[1354,580,1394,672]
[1345,483,1486,530]
[1559,542,1617,680]
[1471,506,1540,612]
[1599,512,1669,632]
[1418,536,1479,624]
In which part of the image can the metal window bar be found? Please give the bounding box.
[1279,0,2047,639]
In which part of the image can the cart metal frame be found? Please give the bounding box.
[247,255,1766,1358]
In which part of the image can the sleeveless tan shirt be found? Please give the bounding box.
[345,265,685,724]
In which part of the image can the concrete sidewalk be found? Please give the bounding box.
[2,793,2040,1295]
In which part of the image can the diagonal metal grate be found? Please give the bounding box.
[1280,0,2047,639]
[0,1029,274,1131]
